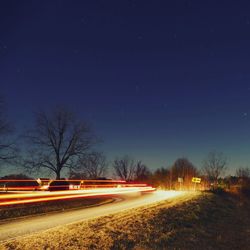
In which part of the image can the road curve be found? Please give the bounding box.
[0,191,186,242]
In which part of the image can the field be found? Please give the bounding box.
[1,191,249,250]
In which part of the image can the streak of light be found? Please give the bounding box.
[0,187,155,207]
[0,179,126,183]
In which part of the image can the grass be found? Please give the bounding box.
[0,191,249,250]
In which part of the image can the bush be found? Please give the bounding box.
[241,186,250,198]
[211,187,226,195]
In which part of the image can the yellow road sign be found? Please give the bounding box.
[192,177,201,183]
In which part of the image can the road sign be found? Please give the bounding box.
[192,177,201,183]
[178,177,183,183]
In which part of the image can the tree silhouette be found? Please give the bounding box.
[0,96,17,168]
[134,161,151,181]
[75,151,108,179]
[203,151,227,185]
[152,167,171,189]
[24,106,96,179]
[236,167,250,178]
[171,158,197,189]
[113,155,135,181]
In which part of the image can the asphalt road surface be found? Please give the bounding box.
[0,191,186,242]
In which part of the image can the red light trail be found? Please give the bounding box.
[0,179,155,207]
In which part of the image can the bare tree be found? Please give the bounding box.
[134,161,151,181]
[171,158,197,189]
[236,167,250,178]
[75,152,108,179]
[0,96,17,167]
[203,151,227,184]
[68,170,87,180]
[152,167,171,189]
[235,167,250,189]
[113,155,135,181]
[24,106,96,179]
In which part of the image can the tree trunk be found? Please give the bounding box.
[56,172,61,180]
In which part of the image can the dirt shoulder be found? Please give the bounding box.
[1,191,249,250]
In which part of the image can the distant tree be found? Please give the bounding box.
[203,151,227,185]
[236,167,250,178]
[23,106,96,179]
[75,152,108,179]
[113,155,135,181]
[133,161,151,182]
[223,175,239,190]
[152,167,171,189]
[0,96,17,168]
[236,167,250,188]
[68,170,87,180]
[170,158,197,189]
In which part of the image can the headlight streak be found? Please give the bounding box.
[0,179,156,207]
[0,186,156,207]
[0,179,143,192]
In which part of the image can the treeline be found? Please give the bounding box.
[0,96,250,192]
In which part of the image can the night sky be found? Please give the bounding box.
[1,1,250,173]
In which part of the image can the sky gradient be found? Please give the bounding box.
[1,1,250,173]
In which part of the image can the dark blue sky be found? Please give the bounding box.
[1,1,250,172]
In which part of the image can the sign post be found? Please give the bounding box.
[192,177,201,191]
[178,177,183,190]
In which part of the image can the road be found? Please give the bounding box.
[0,190,186,242]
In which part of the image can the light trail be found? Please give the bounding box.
[0,186,155,207]
[0,183,148,191]
[0,178,156,207]
[0,179,146,192]
[0,186,149,199]
[0,179,126,182]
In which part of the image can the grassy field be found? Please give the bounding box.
[1,191,249,250]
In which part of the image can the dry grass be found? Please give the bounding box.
[1,191,250,250]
